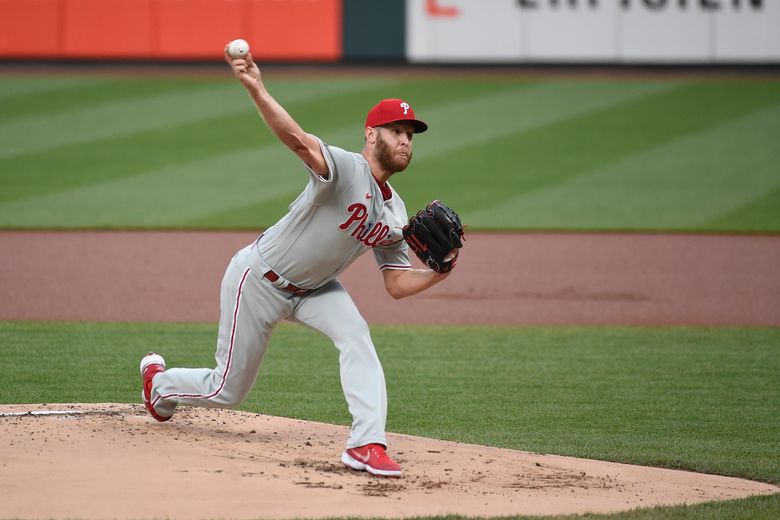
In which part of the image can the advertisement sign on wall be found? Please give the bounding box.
[407,0,780,63]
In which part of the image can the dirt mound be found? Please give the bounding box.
[1,403,776,519]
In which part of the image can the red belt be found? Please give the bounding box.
[263,270,310,296]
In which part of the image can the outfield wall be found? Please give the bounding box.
[0,0,777,63]
[408,0,780,63]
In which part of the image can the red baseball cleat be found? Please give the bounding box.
[140,352,171,422]
[341,443,402,477]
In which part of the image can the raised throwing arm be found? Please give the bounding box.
[225,46,328,177]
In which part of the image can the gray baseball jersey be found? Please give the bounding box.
[148,136,411,449]
[256,137,412,288]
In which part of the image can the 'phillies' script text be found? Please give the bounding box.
[339,203,391,248]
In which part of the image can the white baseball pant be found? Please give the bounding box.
[148,243,389,449]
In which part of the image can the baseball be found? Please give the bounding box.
[228,39,250,59]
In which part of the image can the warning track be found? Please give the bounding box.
[1,230,778,326]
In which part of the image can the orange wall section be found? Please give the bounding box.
[247,0,342,61]
[155,0,245,59]
[62,0,154,58]
[0,0,343,61]
[0,0,62,57]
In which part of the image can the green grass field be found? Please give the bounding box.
[1,73,779,231]
[1,70,779,519]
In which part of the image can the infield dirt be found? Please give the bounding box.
[1,230,779,325]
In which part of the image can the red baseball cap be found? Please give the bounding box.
[365,99,428,133]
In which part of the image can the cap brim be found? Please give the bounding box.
[411,119,428,133]
[369,118,429,133]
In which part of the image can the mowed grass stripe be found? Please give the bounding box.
[0,80,683,227]
[2,77,778,231]
[392,81,678,210]
[183,191,302,228]
[0,145,309,227]
[0,78,513,205]
[412,80,676,162]
[0,85,368,204]
[0,78,393,159]
[186,82,673,229]
[150,82,667,228]
[179,80,533,227]
[706,183,780,232]
[0,77,227,122]
[0,80,517,227]
[0,78,423,204]
[0,109,270,203]
[0,76,104,100]
[0,80,242,158]
[468,100,780,230]
[403,81,780,226]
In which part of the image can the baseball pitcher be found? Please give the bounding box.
[140,45,464,477]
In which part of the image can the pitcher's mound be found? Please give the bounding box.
[1,403,776,519]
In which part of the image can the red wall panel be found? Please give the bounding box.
[0,0,62,57]
[155,0,246,59]
[247,0,341,61]
[0,0,343,60]
[62,0,153,58]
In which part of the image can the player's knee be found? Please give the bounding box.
[333,317,371,347]
[208,377,252,408]
[332,324,378,360]
[338,331,383,370]
[210,390,246,408]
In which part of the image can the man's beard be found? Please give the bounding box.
[375,136,412,173]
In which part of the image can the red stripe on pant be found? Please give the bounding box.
[153,267,251,406]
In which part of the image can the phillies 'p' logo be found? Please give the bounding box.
[400,102,410,115]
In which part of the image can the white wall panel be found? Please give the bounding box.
[405,0,779,63]
[527,4,620,61]
[406,0,526,62]
[619,7,711,62]
[714,2,780,60]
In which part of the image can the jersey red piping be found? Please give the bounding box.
[380,263,412,270]
[155,267,250,404]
